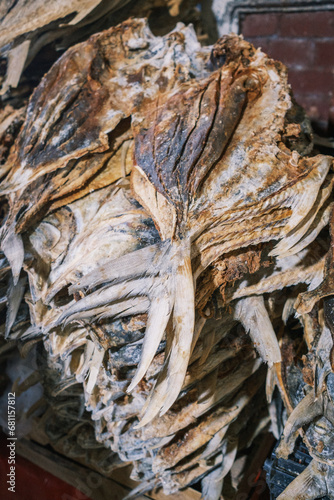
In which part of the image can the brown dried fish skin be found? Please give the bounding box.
[0,19,210,284]
[64,32,333,426]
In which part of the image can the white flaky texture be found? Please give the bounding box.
[0,18,334,500]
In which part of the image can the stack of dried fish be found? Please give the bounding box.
[1,17,334,500]
[0,0,201,98]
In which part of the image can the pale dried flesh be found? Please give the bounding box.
[0,18,334,500]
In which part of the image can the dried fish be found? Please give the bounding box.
[1,18,334,500]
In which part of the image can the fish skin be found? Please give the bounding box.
[2,20,334,500]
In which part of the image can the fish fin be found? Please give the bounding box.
[5,275,26,339]
[137,240,195,427]
[127,287,173,393]
[1,225,24,286]
[235,296,281,366]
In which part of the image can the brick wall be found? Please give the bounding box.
[240,11,334,133]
